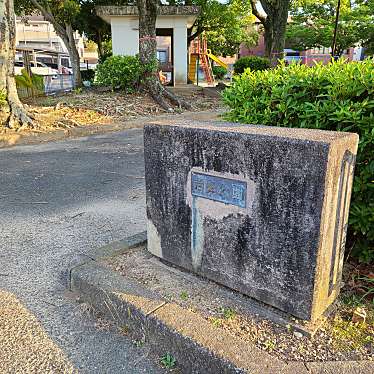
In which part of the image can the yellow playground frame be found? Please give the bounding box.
[189,36,228,84]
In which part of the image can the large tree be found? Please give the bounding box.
[16,0,83,87]
[359,0,374,55]
[0,0,33,127]
[250,0,291,63]
[286,0,373,57]
[137,0,191,111]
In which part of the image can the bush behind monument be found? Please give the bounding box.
[223,59,374,263]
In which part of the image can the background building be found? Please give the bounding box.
[15,15,98,72]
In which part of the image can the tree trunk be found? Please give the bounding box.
[263,20,273,58]
[66,24,82,87]
[270,1,289,64]
[97,31,103,59]
[0,0,33,128]
[29,0,82,88]
[251,0,290,65]
[137,0,191,111]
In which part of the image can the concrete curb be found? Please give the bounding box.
[69,234,374,374]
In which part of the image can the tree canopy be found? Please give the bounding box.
[286,0,374,56]
[187,0,258,56]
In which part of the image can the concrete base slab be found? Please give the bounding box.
[106,247,330,338]
[69,234,374,374]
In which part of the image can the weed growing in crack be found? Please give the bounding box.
[160,353,176,369]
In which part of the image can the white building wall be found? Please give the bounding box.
[111,17,139,56]
[111,15,188,85]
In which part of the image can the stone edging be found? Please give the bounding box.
[68,232,374,374]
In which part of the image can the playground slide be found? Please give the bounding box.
[207,53,228,70]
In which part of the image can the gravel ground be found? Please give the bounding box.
[0,129,163,373]
[0,290,75,373]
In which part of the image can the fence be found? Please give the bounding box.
[43,74,74,95]
[17,74,75,99]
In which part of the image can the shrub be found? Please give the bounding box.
[15,69,44,97]
[95,55,141,92]
[233,56,270,74]
[223,59,374,263]
[81,69,95,82]
[212,66,227,80]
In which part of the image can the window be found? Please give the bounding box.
[157,50,167,64]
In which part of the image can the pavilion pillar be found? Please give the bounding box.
[173,20,187,85]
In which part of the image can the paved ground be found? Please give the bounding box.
[0,129,164,373]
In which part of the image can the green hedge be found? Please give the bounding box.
[212,66,227,79]
[95,55,141,92]
[233,56,270,74]
[223,59,374,263]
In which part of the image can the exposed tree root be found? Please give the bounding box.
[7,101,34,129]
[137,0,192,113]
[144,80,192,112]
[163,87,192,110]
[1,84,34,129]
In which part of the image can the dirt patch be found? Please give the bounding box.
[0,89,223,147]
[25,88,221,129]
[104,247,374,363]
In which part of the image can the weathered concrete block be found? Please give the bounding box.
[144,121,358,321]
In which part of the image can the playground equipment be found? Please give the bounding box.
[189,36,228,84]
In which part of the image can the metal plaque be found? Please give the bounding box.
[191,172,247,208]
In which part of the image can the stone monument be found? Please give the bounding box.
[144,121,358,322]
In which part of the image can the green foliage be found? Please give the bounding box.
[287,0,374,56]
[212,66,227,79]
[189,0,258,57]
[95,55,141,92]
[356,0,374,55]
[160,353,176,369]
[15,0,80,25]
[223,59,374,263]
[219,307,236,320]
[0,89,7,107]
[233,56,270,74]
[80,69,95,82]
[15,69,44,96]
[180,291,189,300]
[98,40,113,64]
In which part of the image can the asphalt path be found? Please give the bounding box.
[0,129,163,373]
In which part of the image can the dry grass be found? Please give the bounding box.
[0,88,222,145]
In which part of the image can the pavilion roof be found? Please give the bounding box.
[96,5,200,17]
